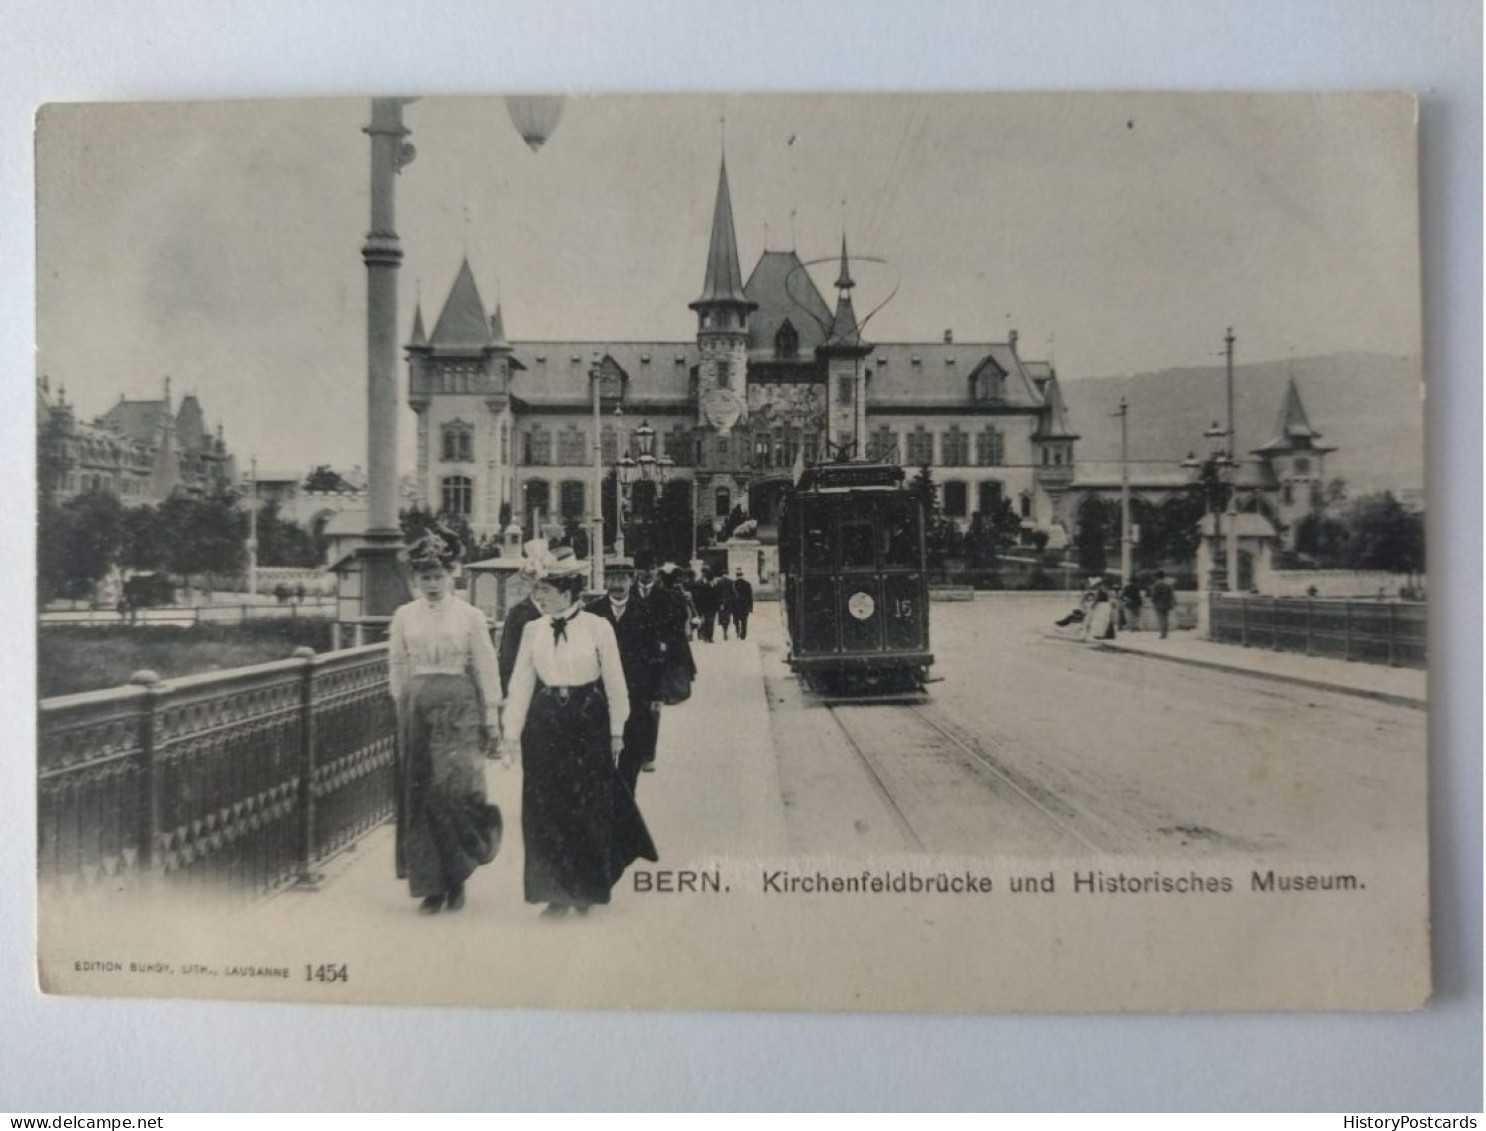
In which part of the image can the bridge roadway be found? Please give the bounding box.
[262,592,1424,907]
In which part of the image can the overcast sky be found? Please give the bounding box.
[36,92,1421,474]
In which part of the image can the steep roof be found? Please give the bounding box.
[1032,373,1079,440]
[175,394,208,451]
[690,159,753,310]
[744,250,833,357]
[509,342,697,406]
[409,303,428,347]
[1253,377,1334,454]
[100,398,171,446]
[865,342,1046,408]
[428,259,496,354]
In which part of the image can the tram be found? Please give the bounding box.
[777,461,934,699]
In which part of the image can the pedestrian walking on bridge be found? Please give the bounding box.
[731,568,754,640]
[389,526,504,916]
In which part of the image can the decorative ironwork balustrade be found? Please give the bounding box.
[1208,595,1426,668]
[38,644,396,899]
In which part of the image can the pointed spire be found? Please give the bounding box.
[1275,377,1319,440]
[1253,377,1333,454]
[834,233,855,291]
[409,302,428,347]
[489,303,508,348]
[825,231,861,347]
[429,258,495,352]
[690,157,753,311]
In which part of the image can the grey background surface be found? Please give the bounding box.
[4,0,1480,1112]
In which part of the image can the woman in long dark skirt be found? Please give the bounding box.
[498,548,657,918]
[388,528,504,915]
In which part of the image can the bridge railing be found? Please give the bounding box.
[38,644,396,899]
[1208,595,1426,668]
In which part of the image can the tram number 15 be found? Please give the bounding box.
[891,599,914,619]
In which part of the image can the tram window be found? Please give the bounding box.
[883,502,919,566]
[840,521,876,570]
[803,509,832,570]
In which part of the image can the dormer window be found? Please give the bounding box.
[973,367,1005,402]
[775,319,799,359]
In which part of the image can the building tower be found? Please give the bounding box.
[817,234,873,457]
[406,259,520,538]
[688,156,756,526]
[1252,376,1335,545]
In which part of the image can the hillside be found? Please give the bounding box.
[1061,353,1424,497]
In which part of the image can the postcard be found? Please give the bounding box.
[35,92,1427,1012]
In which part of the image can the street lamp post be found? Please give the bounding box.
[632,420,657,563]
[589,354,605,591]
[356,96,563,623]
[617,451,636,558]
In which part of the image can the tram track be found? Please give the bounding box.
[824,698,1111,855]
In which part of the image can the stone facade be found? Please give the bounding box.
[406,160,1079,546]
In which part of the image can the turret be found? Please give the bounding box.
[817,232,873,457]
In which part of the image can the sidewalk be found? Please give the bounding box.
[264,620,787,914]
[1091,627,1427,709]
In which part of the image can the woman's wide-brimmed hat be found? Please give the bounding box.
[406,524,463,571]
[525,542,587,582]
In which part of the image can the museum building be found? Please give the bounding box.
[404,158,1084,548]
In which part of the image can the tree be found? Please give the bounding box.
[159,490,245,584]
[46,489,126,600]
[304,465,352,492]
[1342,492,1425,574]
[121,504,168,572]
[255,500,323,568]
[1074,495,1117,577]
[907,465,950,571]
[654,478,695,565]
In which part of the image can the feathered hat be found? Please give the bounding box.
[406,524,463,571]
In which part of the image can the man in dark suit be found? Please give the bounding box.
[499,576,546,692]
[591,561,667,791]
[731,568,754,640]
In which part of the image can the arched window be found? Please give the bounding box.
[524,426,552,466]
[715,486,731,518]
[905,426,934,466]
[442,420,474,462]
[523,478,551,530]
[441,475,473,516]
[556,426,586,466]
[943,480,968,518]
[976,428,1004,467]
[941,426,969,466]
[979,480,1004,516]
[867,426,897,463]
[775,319,799,359]
[559,480,586,519]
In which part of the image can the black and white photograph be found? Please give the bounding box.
[35,90,1431,1014]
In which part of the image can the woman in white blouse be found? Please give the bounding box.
[498,547,657,918]
[388,528,504,915]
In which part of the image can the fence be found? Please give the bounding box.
[42,599,336,626]
[1208,595,1426,668]
[38,644,396,899]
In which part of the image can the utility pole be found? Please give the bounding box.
[1224,327,1238,591]
[1117,398,1131,585]
[247,454,258,599]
